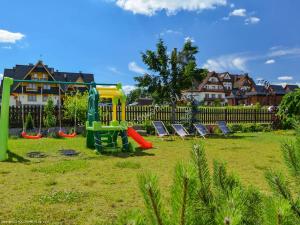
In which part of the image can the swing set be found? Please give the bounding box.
[0,77,153,161]
[20,83,77,139]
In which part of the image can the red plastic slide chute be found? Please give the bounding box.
[21,131,42,139]
[127,127,153,149]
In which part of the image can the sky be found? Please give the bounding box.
[0,0,299,92]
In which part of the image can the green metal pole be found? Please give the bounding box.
[0,77,14,161]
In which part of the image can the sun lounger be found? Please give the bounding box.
[171,124,190,139]
[194,123,209,138]
[152,121,170,137]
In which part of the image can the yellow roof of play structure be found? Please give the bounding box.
[96,85,125,99]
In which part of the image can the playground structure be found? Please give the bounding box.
[0,77,152,161]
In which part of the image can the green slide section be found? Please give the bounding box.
[0,77,13,161]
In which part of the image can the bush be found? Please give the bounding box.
[277,89,300,129]
[228,123,272,133]
[25,112,35,130]
[63,91,88,126]
[43,98,57,128]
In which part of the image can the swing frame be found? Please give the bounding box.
[0,77,118,161]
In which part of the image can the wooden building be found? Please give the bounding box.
[2,60,94,106]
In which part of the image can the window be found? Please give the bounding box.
[28,95,37,102]
[218,94,222,98]
[212,94,216,99]
[209,77,218,82]
[205,94,209,98]
[41,74,48,80]
[43,95,48,102]
[27,83,37,91]
[32,74,38,80]
[43,84,51,90]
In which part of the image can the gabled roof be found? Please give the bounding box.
[284,84,299,92]
[197,71,225,92]
[3,61,94,92]
[218,72,232,81]
[269,85,286,95]
[246,85,269,96]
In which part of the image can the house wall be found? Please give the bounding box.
[246,95,283,106]
[9,94,60,106]
[182,91,227,105]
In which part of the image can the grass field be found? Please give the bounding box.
[0,131,295,224]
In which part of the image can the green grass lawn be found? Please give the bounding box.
[0,131,295,224]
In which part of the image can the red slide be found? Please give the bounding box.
[127,127,153,149]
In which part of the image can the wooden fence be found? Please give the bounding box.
[2,105,276,128]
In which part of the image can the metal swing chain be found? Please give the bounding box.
[39,86,43,134]
[74,91,77,133]
[21,85,25,132]
[58,85,62,131]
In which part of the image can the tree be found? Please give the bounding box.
[63,91,88,125]
[265,123,300,222]
[277,89,300,128]
[135,39,206,105]
[127,88,149,104]
[43,97,57,128]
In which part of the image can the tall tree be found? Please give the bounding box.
[135,39,206,105]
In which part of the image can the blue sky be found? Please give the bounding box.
[0,0,299,91]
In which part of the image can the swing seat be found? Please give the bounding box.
[58,130,77,138]
[21,131,42,139]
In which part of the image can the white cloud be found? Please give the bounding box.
[265,59,275,64]
[0,29,25,43]
[2,46,12,49]
[128,61,146,74]
[229,8,246,17]
[245,16,260,25]
[123,85,136,94]
[203,46,300,73]
[278,76,293,81]
[184,36,195,43]
[203,54,248,72]
[230,3,235,8]
[107,66,122,74]
[160,29,182,36]
[0,74,3,85]
[222,16,230,21]
[268,47,300,58]
[114,0,227,16]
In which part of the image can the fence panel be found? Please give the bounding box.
[0,105,276,128]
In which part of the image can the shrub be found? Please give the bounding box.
[228,123,271,133]
[63,91,88,126]
[277,89,300,129]
[43,97,57,128]
[25,112,35,130]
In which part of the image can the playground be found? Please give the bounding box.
[0,76,298,224]
[0,131,293,224]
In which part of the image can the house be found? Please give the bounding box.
[284,84,299,93]
[182,70,295,107]
[2,60,94,106]
[182,72,227,106]
[245,84,286,106]
[226,74,256,105]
